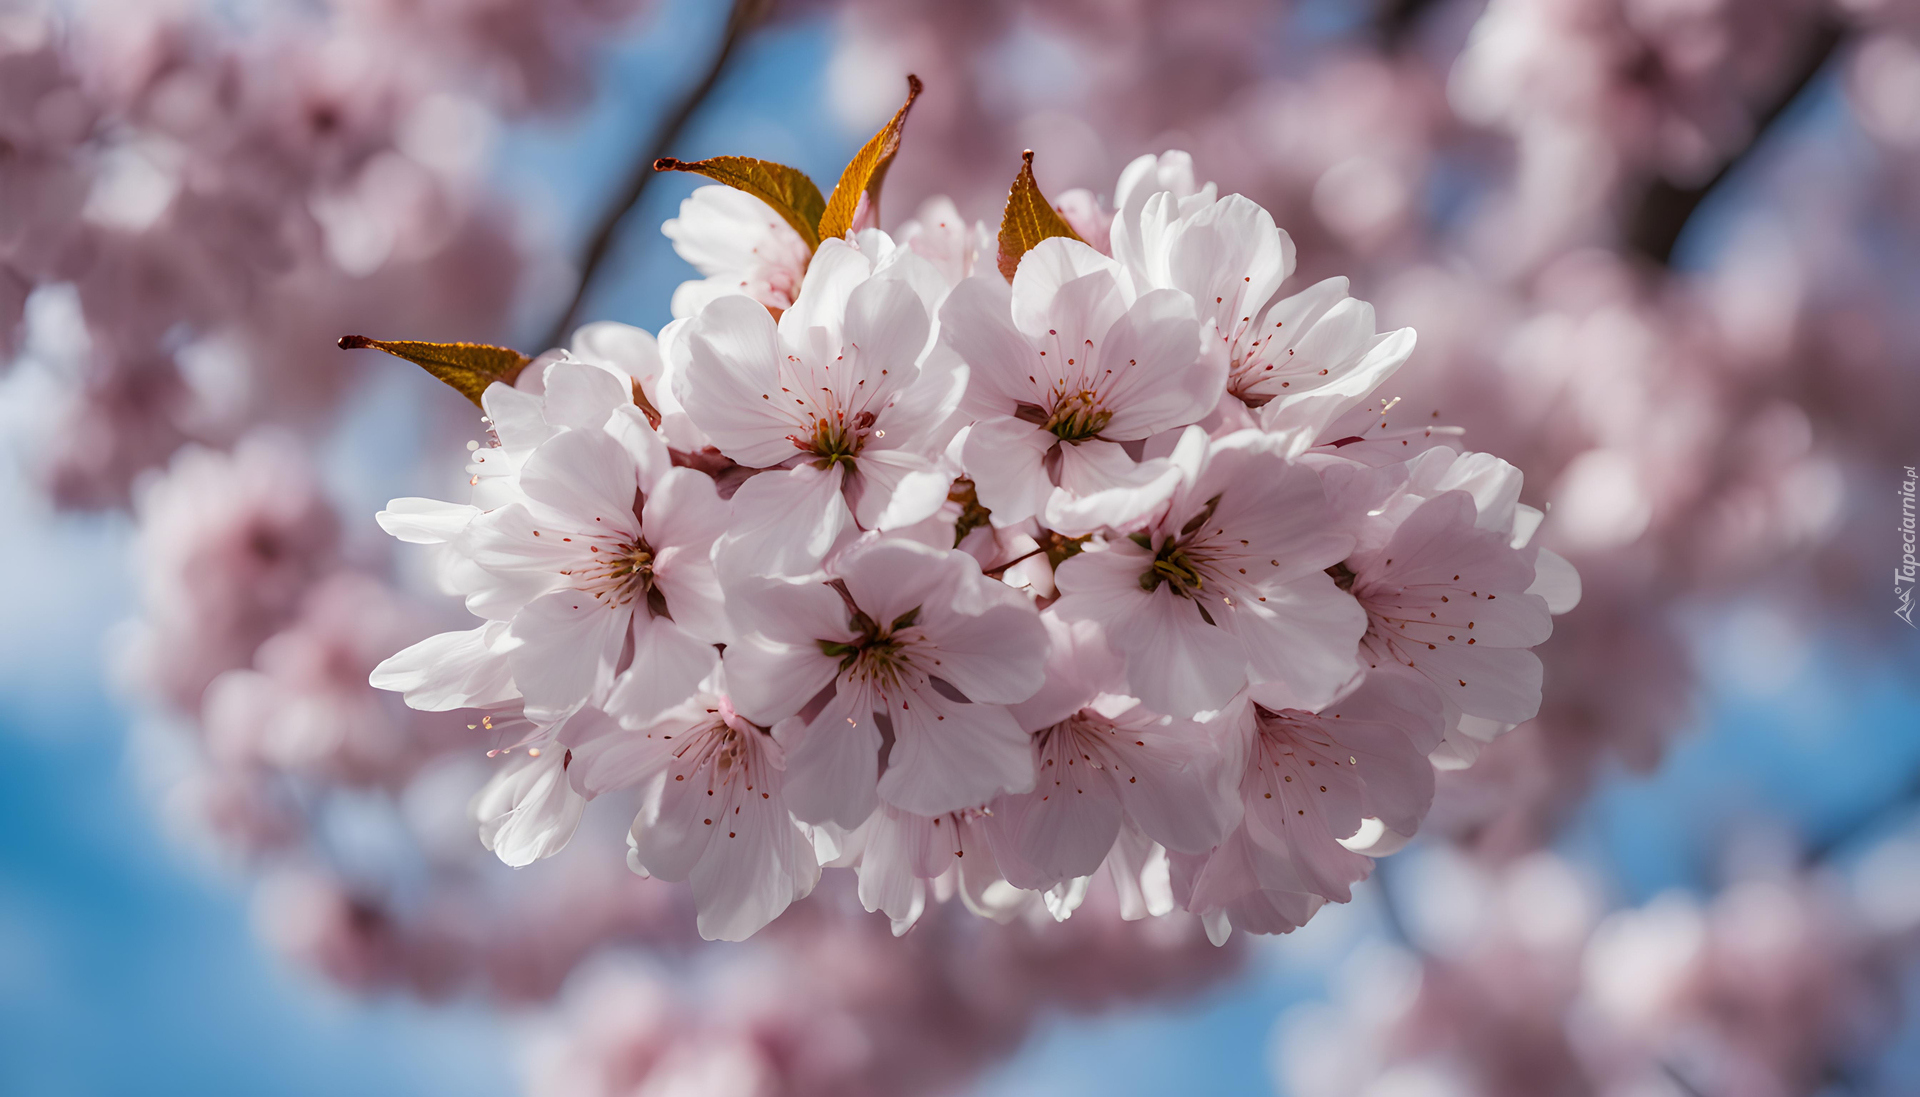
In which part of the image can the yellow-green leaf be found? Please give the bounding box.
[816,74,922,244]
[338,335,532,408]
[654,155,826,250]
[996,150,1084,282]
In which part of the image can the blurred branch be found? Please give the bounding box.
[1625,17,1847,266]
[1659,1062,1711,1097]
[1375,0,1442,51]
[539,0,770,351]
[1805,770,1920,865]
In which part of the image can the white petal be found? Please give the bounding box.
[539,360,632,431]
[1528,547,1583,614]
[474,751,583,867]
[716,464,856,578]
[878,685,1034,816]
[517,426,642,532]
[369,622,519,710]
[676,295,797,468]
[377,498,477,544]
[605,614,719,726]
[959,417,1056,528]
[506,589,631,711]
[780,688,884,828]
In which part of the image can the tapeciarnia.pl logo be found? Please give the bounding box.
[1899,465,1917,628]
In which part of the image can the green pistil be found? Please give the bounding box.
[1140,542,1204,595]
[808,417,862,470]
[1044,391,1112,442]
[817,605,920,671]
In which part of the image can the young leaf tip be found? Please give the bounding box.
[338,335,532,408]
[653,155,826,249]
[996,149,1084,282]
[816,74,923,243]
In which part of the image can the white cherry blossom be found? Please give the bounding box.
[566,686,819,942]
[675,239,964,575]
[1052,427,1366,719]
[1172,670,1444,941]
[723,537,1049,826]
[986,616,1239,891]
[1316,446,1570,763]
[663,184,813,319]
[374,386,730,724]
[1333,488,1556,763]
[940,236,1218,533]
[1111,170,1417,449]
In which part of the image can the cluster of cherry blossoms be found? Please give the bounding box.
[1280,847,1908,1097]
[361,90,1579,942]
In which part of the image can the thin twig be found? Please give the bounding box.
[539,0,768,351]
[1805,771,1920,865]
[1660,1060,1712,1097]
[1375,0,1442,51]
[1626,18,1847,265]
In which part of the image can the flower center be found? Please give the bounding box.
[801,410,877,469]
[1135,494,1224,597]
[672,711,775,800]
[1140,541,1204,595]
[581,537,664,613]
[1043,390,1112,442]
[818,599,924,690]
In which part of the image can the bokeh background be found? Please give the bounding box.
[2,0,1918,1094]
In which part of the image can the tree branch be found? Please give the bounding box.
[539,0,769,351]
[1804,770,1920,865]
[1375,0,1443,51]
[1625,18,1847,266]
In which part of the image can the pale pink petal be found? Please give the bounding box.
[780,686,884,828]
[369,622,519,710]
[959,417,1056,527]
[848,448,951,531]
[878,684,1034,816]
[676,295,797,468]
[940,275,1044,416]
[475,750,584,867]
[714,633,841,727]
[715,463,856,577]
[376,497,476,544]
[539,360,631,431]
[604,614,719,726]
[506,589,631,711]
[517,425,642,531]
[1008,237,1123,336]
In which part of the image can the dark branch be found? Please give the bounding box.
[1375,0,1443,51]
[539,0,769,351]
[1626,18,1846,265]
[1804,770,1920,865]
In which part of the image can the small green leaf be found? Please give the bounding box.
[817,74,922,243]
[338,335,531,408]
[654,155,826,250]
[996,150,1084,282]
